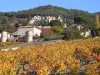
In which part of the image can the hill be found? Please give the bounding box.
[0,5,97,32]
[94,12,100,14]
[0,5,95,19]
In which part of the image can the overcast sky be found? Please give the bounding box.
[0,0,99,13]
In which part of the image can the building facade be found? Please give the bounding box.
[29,15,63,25]
[17,26,41,37]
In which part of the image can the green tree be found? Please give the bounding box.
[0,16,9,24]
[66,19,74,26]
[74,16,84,24]
[0,16,16,32]
[50,20,63,27]
[52,26,64,35]
[41,20,49,26]
[64,27,81,40]
[74,16,95,29]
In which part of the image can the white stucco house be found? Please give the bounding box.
[76,25,83,31]
[0,32,11,42]
[17,26,41,37]
[80,30,91,37]
[11,26,42,42]
[29,15,64,25]
[58,15,63,22]
[29,16,42,24]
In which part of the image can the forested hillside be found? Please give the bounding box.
[0,5,97,32]
[0,5,95,19]
[95,12,100,14]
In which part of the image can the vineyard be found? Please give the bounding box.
[0,42,22,47]
[0,38,100,75]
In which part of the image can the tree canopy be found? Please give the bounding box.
[0,5,97,32]
[0,5,95,20]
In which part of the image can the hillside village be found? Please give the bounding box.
[0,4,100,75]
[0,5,100,43]
[0,15,92,42]
[29,15,63,24]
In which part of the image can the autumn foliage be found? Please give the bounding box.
[0,42,22,47]
[0,38,100,75]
